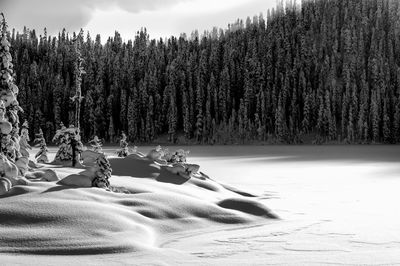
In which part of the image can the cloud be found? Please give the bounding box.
[84,0,276,41]
[171,0,274,35]
[1,0,189,34]
[115,0,190,13]
[1,0,277,41]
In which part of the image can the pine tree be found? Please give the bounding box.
[238,99,246,142]
[383,99,391,143]
[275,95,287,142]
[0,13,23,168]
[167,82,177,143]
[127,96,137,141]
[394,96,400,143]
[145,96,155,142]
[84,90,95,138]
[4,0,400,144]
[219,67,229,123]
[120,88,128,132]
[205,84,212,143]
[302,88,311,134]
[34,128,49,163]
[371,92,380,143]
[317,95,325,136]
[71,29,85,130]
[182,90,191,140]
[106,95,114,141]
[347,106,355,143]
[325,90,336,140]
[53,75,63,130]
[254,113,263,141]
[195,81,204,143]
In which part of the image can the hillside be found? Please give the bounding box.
[8,0,400,144]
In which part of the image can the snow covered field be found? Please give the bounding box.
[1,145,400,265]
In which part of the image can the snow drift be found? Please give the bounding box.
[0,154,276,255]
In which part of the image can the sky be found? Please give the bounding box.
[1,0,277,41]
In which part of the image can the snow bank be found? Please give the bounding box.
[0,153,276,255]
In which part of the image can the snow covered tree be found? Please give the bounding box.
[64,30,85,167]
[5,1,400,144]
[127,96,137,141]
[116,132,129,157]
[88,135,102,153]
[19,120,31,158]
[167,81,177,143]
[84,90,95,138]
[145,96,155,142]
[302,88,311,133]
[275,95,287,142]
[0,13,27,174]
[383,99,391,143]
[195,70,204,143]
[71,29,85,130]
[370,92,380,143]
[182,91,191,140]
[108,115,115,143]
[34,128,49,163]
[92,153,112,190]
[52,123,83,166]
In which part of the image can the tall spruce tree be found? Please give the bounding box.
[0,13,23,164]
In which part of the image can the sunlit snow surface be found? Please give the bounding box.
[3,145,400,265]
[186,145,400,265]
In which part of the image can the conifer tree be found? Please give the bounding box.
[371,92,380,143]
[0,13,24,172]
[84,90,95,138]
[182,91,191,140]
[383,99,391,143]
[127,96,137,141]
[145,96,155,142]
[275,95,287,143]
[34,128,49,163]
[195,84,203,143]
[167,83,177,143]
[71,29,85,130]
[4,0,400,144]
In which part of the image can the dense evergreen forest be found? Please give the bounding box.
[6,0,400,144]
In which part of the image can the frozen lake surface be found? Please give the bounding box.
[150,145,400,265]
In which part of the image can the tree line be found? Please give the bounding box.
[7,0,400,144]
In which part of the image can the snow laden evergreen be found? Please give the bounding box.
[19,120,30,158]
[52,30,85,167]
[52,123,84,166]
[116,132,129,157]
[92,153,112,190]
[85,136,112,190]
[69,30,85,166]
[164,148,200,177]
[0,13,26,195]
[34,128,49,163]
[88,135,102,153]
[17,120,31,174]
[71,29,85,130]
[146,145,201,178]
[52,122,68,161]
[9,0,400,144]
[0,14,21,161]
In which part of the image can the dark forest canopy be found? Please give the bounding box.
[5,0,400,144]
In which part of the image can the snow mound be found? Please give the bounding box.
[0,155,276,255]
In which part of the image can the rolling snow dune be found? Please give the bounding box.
[0,153,276,256]
[1,145,399,265]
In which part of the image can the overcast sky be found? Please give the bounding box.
[2,0,277,41]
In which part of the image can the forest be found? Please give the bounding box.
[6,0,400,144]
